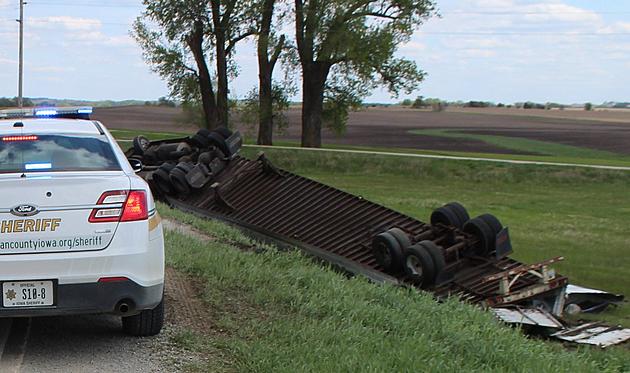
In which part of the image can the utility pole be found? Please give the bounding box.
[17,0,25,108]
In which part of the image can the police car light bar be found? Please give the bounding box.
[0,107,93,120]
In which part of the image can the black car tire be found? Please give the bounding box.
[122,298,164,337]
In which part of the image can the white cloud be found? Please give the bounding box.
[30,65,76,73]
[0,57,16,65]
[30,16,102,31]
[522,3,601,24]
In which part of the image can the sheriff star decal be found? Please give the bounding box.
[5,289,16,301]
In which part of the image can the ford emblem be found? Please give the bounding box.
[10,204,39,217]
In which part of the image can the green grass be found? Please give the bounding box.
[159,206,630,372]
[109,128,189,141]
[238,147,630,327]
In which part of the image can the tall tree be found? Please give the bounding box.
[134,0,255,129]
[256,0,287,145]
[295,0,435,147]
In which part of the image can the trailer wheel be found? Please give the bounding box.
[387,228,411,250]
[463,217,495,256]
[153,163,176,195]
[372,232,404,273]
[445,202,470,227]
[417,240,445,279]
[132,136,150,155]
[430,206,461,228]
[169,162,194,195]
[191,129,212,149]
[479,213,503,235]
[404,244,436,288]
[214,127,233,139]
[207,132,231,158]
[170,168,190,195]
[169,142,193,159]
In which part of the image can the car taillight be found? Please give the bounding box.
[89,190,148,223]
[121,190,148,222]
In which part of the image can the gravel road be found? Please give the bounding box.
[0,261,209,372]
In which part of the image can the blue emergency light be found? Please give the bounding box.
[0,107,93,120]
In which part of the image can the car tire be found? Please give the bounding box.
[122,298,164,337]
[372,232,404,273]
[463,217,495,256]
[403,244,436,288]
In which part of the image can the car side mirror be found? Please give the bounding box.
[129,158,143,173]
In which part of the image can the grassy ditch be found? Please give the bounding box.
[159,206,629,372]
[239,147,630,327]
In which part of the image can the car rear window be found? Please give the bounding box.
[0,134,121,174]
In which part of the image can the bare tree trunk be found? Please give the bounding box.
[187,22,219,129]
[301,62,330,148]
[211,0,230,128]
[216,36,229,127]
[256,0,283,145]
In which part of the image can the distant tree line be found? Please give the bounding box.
[133,0,436,147]
[0,97,34,108]
[398,97,610,111]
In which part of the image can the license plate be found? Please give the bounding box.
[2,281,54,308]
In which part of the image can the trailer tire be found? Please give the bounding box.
[445,202,470,227]
[417,240,446,279]
[207,132,231,158]
[430,206,461,228]
[169,162,194,195]
[214,127,233,139]
[372,232,404,273]
[463,217,495,256]
[479,213,503,235]
[404,244,436,288]
[153,163,176,195]
[132,136,150,155]
[387,228,411,250]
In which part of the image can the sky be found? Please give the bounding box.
[0,0,628,104]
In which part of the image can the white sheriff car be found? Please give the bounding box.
[0,107,164,336]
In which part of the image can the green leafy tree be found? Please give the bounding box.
[584,102,593,111]
[294,0,435,147]
[133,0,256,129]
[240,85,292,139]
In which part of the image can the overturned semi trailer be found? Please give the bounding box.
[125,129,629,348]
